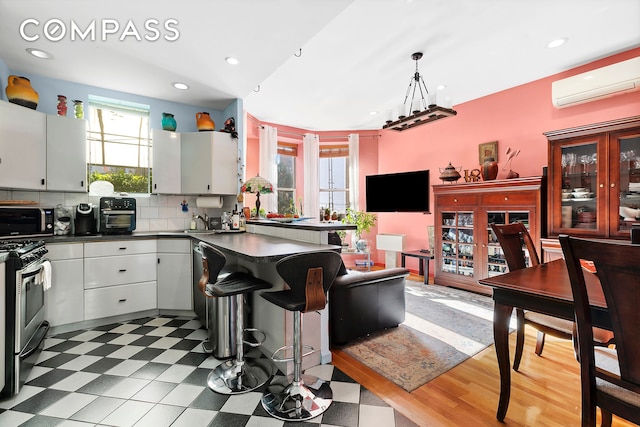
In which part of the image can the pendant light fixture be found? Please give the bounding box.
[383,52,457,132]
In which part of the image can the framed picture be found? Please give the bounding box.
[479,141,498,165]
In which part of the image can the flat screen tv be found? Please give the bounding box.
[365,170,430,213]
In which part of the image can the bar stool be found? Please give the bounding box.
[198,242,274,394]
[260,251,343,421]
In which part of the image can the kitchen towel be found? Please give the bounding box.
[196,196,223,208]
[38,260,53,291]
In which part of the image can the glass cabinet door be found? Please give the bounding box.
[612,129,640,235]
[486,211,531,277]
[555,135,605,234]
[441,211,474,277]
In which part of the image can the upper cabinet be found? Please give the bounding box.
[46,114,87,192]
[151,130,181,194]
[0,101,87,192]
[0,101,47,190]
[546,116,640,239]
[181,131,238,195]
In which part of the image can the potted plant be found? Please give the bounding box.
[343,208,377,251]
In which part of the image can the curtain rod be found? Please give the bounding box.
[259,126,379,139]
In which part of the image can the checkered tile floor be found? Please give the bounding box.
[0,316,418,427]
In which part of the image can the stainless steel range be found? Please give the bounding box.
[0,239,50,398]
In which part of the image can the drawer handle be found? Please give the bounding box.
[454,198,458,202]
[118,269,127,272]
[119,247,127,250]
[118,298,127,303]
[504,196,508,201]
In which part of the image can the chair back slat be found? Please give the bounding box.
[560,235,640,386]
[490,222,540,271]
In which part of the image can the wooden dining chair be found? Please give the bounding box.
[559,235,640,427]
[490,222,576,370]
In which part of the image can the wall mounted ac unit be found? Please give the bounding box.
[552,56,640,108]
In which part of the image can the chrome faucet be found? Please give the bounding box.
[195,213,209,230]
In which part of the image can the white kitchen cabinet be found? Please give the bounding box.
[84,282,157,321]
[181,131,238,195]
[83,239,157,320]
[152,129,181,194]
[45,243,84,327]
[157,239,192,310]
[0,101,46,190]
[46,114,87,192]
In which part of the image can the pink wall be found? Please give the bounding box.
[245,48,640,272]
[376,48,640,271]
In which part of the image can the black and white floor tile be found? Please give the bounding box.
[0,316,419,427]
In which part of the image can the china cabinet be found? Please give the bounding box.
[433,177,544,295]
[545,116,640,240]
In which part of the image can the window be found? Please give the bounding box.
[277,143,297,214]
[87,96,151,193]
[319,144,350,214]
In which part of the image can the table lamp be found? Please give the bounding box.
[241,175,274,218]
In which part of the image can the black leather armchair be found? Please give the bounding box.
[329,266,409,346]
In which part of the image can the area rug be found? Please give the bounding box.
[339,281,501,392]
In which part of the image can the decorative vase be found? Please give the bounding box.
[56,95,67,116]
[5,75,39,109]
[73,100,84,119]
[482,157,499,181]
[196,112,215,131]
[161,112,177,131]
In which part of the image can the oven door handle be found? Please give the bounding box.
[21,259,48,279]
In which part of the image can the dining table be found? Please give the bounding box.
[478,258,611,421]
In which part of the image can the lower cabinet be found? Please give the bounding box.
[46,243,84,327]
[157,239,192,311]
[85,282,157,321]
[83,239,158,321]
[47,238,194,327]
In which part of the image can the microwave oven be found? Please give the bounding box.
[0,206,54,238]
[99,197,136,234]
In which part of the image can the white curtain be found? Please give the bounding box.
[348,133,360,210]
[303,133,319,219]
[259,125,278,213]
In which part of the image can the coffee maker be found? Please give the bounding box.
[74,203,97,235]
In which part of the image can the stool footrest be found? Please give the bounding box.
[244,328,266,348]
[270,344,315,363]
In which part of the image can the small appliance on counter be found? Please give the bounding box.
[99,196,136,234]
[74,203,97,235]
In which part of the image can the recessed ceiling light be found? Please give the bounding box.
[369,111,378,116]
[547,38,567,48]
[26,48,53,59]
[225,57,239,65]
[172,82,189,90]
[436,85,447,91]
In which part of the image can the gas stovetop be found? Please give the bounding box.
[0,240,47,265]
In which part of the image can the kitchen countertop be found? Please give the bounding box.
[42,231,341,263]
[247,219,356,231]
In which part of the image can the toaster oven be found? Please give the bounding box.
[99,197,136,234]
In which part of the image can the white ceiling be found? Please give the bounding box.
[1,0,639,131]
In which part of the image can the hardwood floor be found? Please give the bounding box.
[331,278,634,426]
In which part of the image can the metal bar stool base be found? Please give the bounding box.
[207,357,274,395]
[261,374,333,421]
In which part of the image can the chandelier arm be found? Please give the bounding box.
[417,75,430,110]
[403,76,415,106]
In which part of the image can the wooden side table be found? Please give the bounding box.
[401,250,434,284]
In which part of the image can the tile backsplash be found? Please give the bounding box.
[0,190,237,232]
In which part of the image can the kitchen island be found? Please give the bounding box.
[194,232,340,372]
